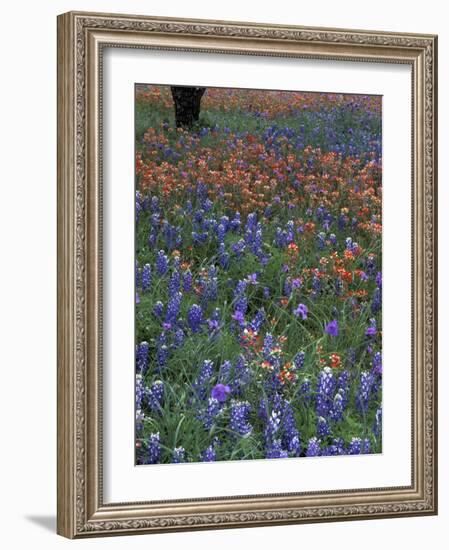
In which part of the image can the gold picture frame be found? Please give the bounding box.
[57,11,438,538]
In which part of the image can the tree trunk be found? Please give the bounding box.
[170,86,206,128]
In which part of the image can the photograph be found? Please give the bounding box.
[134,84,383,465]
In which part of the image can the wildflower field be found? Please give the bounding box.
[135,85,382,465]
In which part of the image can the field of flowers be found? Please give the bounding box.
[135,85,382,465]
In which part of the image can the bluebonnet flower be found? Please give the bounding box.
[266,439,288,459]
[373,407,382,437]
[231,355,251,396]
[230,401,252,436]
[376,271,382,288]
[153,301,164,318]
[300,378,312,402]
[322,437,345,456]
[218,243,230,270]
[199,397,222,429]
[230,211,241,232]
[211,383,231,403]
[182,270,193,292]
[348,437,371,455]
[249,308,265,332]
[136,341,149,374]
[218,360,232,384]
[293,351,305,370]
[147,432,161,464]
[135,260,140,288]
[283,278,292,297]
[148,380,164,413]
[141,263,152,292]
[135,374,147,411]
[231,239,246,258]
[293,303,308,320]
[306,437,321,457]
[262,333,275,359]
[172,447,186,463]
[372,352,382,375]
[156,250,169,276]
[173,328,185,348]
[188,304,203,333]
[156,342,169,371]
[281,400,301,456]
[136,408,144,433]
[317,231,326,250]
[325,319,339,337]
[356,371,374,413]
[317,416,331,437]
[168,269,181,296]
[371,286,382,314]
[264,409,281,443]
[263,286,270,299]
[165,291,182,325]
[201,445,216,462]
[316,367,336,417]
[335,277,343,296]
[136,292,140,304]
[192,360,214,401]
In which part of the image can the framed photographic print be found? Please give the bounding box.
[57,11,438,538]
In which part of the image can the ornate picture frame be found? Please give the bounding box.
[57,11,438,538]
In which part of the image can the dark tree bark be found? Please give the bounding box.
[170,86,206,128]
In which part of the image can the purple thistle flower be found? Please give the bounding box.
[172,447,186,463]
[230,400,252,436]
[292,278,302,289]
[211,383,231,403]
[231,310,245,326]
[293,303,308,320]
[306,437,321,457]
[188,304,203,333]
[147,432,161,464]
[365,318,377,337]
[325,319,339,337]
